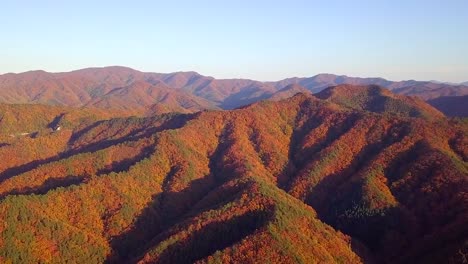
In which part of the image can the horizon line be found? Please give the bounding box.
[0,65,466,85]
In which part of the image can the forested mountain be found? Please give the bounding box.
[428,95,468,117]
[315,85,445,119]
[1,67,467,115]
[0,86,466,263]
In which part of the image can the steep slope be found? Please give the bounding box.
[0,96,363,263]
[315,84,445,119]
[0,89,466,263]
[0,103,143,184]
[428,95,468,117]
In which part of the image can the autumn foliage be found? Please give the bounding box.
[0,88,466,263]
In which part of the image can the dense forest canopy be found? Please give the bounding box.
[0,84,466,263]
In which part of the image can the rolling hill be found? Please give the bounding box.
[0,86,466,263]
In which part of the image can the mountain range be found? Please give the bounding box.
[0,67,467,263]
[1,66,467,116]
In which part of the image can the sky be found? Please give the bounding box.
[1,0,467,82]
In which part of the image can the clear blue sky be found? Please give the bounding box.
[1,0,467,82]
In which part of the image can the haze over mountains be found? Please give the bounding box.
[1,66,467,116]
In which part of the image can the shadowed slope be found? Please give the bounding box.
[428,95,468,117]
[267,83,312,101]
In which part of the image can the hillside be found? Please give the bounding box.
[268,74,468,97]
[0,67,275,111]
[428,95,468,117]
[85,80,218,114]
[315,84,445,119]
[267,84,312,101]
[0,88,466,263]
[391,83,468,100]
[1,67,467,112]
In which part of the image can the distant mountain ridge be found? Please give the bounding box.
[0,66,467,115]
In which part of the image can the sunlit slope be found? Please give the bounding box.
[0,89,466,263]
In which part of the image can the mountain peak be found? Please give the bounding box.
[311,73,342,82]
[68,66,141,75]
